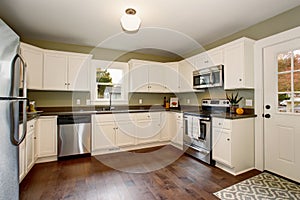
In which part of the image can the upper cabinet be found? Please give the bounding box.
[223,38,255,89]
[43,50,92,91]
[129,59,178,93]
[188,48,224,70]
[20,43,43,89]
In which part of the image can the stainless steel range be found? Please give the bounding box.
[183,99,229,165]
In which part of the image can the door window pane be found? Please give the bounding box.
[278,73,291,92]
[294,50,300,70]
[294,71,300,92]
[278,93,291,113]
[278,52,291,72]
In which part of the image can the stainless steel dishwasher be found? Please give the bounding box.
[57,115,91,159]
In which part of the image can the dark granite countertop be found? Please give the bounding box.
[211,113,257,119]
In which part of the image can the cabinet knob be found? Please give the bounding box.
[239,78,242,82]
[218,123,222,126]
[34,137,36,139]
[227,138,230,141]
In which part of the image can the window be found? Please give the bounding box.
[92,60,128,104]
[277,49,300,113]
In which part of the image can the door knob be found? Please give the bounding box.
[264,114,271,118]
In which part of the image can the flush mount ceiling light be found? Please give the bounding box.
[120,8,141,32]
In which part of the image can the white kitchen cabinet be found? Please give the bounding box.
[164,62,179,93]
[92,114,135,154]
[36,116,57,160]
[20,43,44,89]
[178,59,195,92]
[212,117,254,175]
[25,119,36,173]
[19,119,37,182]
[43,50,91,91]
[169,112,183,149]
[19,124,26,182]
[129,59,170,93]
[223,37,254,89]
[188,48,223,70]
[135,112,161,144]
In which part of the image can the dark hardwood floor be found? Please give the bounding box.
[20,145,261,200]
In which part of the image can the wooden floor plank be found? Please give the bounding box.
[20,146,261,200]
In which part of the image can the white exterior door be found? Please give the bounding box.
[263,38,300,182]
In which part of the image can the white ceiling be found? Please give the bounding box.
[1,0,300,57]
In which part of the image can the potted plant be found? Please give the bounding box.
[226,92,244,114]
[96,70,112,98]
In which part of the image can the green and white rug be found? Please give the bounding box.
[214,172,300,200]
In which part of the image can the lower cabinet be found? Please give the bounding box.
[36,116,58,162]
[92,112,175,155]
[169,112,183,149]
[212,117,254,175]
[19,119,37,182]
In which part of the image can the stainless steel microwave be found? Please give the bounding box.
[193,65,223,89]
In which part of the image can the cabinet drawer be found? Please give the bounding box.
[93,114,114,123]
[27,119,36,133]
[213,118,231,129]
[135,112,160,121]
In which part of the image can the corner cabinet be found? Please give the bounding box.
[43,50,92,91]
[223,38,255,89]
[20,43,43,89]
[212,117,254,175]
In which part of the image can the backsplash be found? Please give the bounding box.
[29,88,254,109]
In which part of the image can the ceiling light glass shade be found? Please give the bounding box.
[120,14,141,32]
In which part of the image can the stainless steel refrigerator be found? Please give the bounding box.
[0,19,27,200]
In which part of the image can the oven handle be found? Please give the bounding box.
[184,143,210,155]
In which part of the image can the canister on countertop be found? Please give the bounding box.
[29,101,36,112]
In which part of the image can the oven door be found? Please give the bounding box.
[192,118,211,150]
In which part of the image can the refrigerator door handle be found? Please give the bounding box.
[11,53,27,98]
[10,99,27,146]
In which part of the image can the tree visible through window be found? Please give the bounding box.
[277,49,300,113]
[96,68,123,100]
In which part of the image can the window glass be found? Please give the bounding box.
[278,52,291,72]
[278,73,291,92]
[293,50,300,70]
[277,49,300,113]
[96,68,124,100]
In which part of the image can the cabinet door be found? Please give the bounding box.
[93,123,115,151]
[212,128,232,167]
[160,112,170,141]
[20,43,43,89]
[207,49,223,66]
[43,52,68,90]
[129,63,149,92]
[68,55,90,91]
[178,60,195,92]
[37,116,57,157]
[25,130,35,172]
[164,62,179,93]
[148,63,166,92]
[19,124,26,182]
[115,121,135,147]
[136,118,161,144]
[224,43,244,89]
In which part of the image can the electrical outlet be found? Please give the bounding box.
[76,99,81,105]
[187,99,190,104]
[245,99,253,106]
[139,98,143,104]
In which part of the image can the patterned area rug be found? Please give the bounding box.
[214,172,300,200]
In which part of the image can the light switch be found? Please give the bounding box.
[245,99,253,106]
